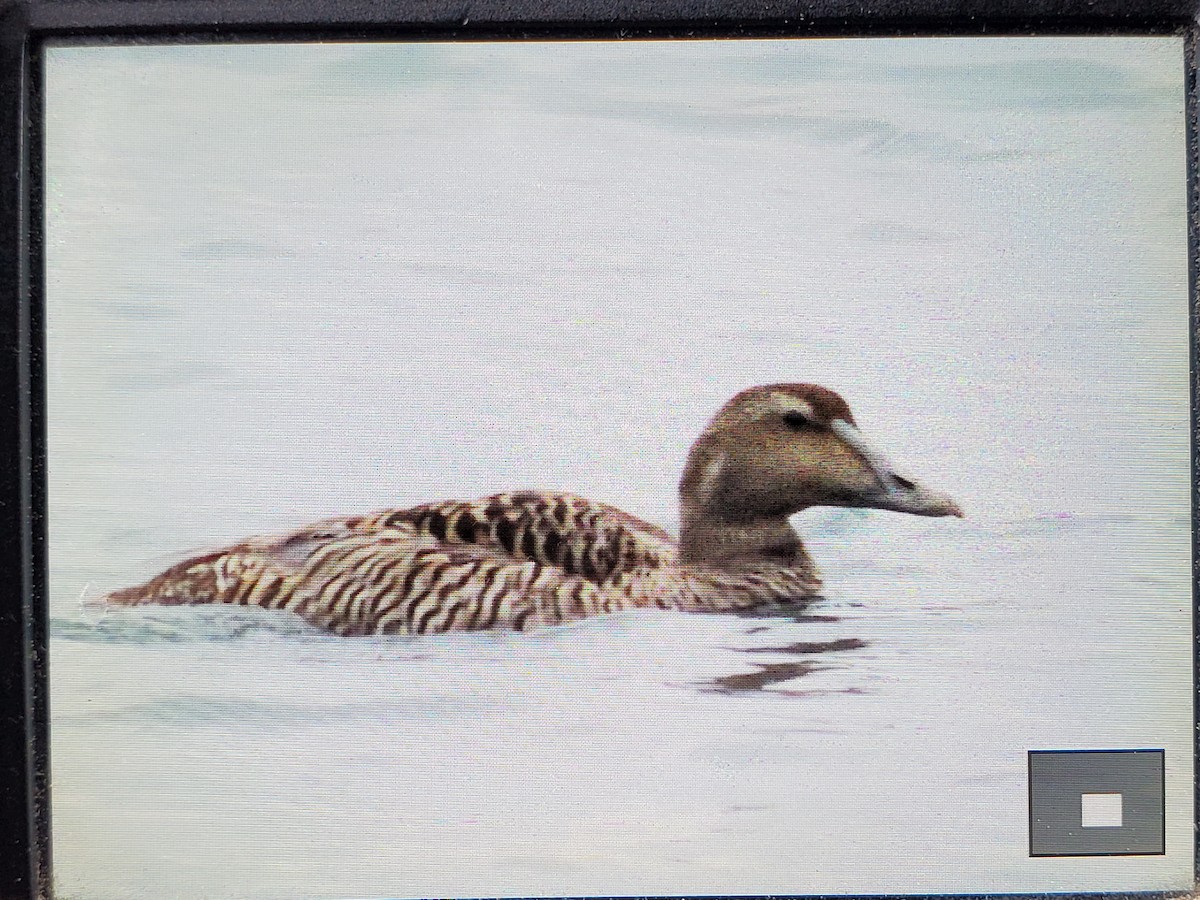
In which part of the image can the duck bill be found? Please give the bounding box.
[869,480,964,518]
[828,419,964,518]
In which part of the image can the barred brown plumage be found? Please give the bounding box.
[104,384,963,634]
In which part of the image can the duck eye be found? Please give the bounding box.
[782,411,818,432]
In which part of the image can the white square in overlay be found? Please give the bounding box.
[1081,792,1124,828]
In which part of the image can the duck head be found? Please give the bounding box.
[678,384,962,564]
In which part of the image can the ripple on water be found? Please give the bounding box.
[50,606,324,644]
[51,600,877,703]
[699,636,869,695]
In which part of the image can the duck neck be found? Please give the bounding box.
[677,499,806,568]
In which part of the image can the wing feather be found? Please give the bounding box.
[373,492,676,584]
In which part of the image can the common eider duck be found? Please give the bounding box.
[105,384,962,635]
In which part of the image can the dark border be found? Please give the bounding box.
[2,2,1198,899]
[1187,24,1200,900]
[6,0,1200,39]
[1,4,43,900]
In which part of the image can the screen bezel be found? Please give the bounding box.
[3,2,1197,898]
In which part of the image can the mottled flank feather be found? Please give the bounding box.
[104,490,816,635]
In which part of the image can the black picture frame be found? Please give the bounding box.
[2,2,1196,899]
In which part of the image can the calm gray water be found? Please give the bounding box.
[45,38,1193,899]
